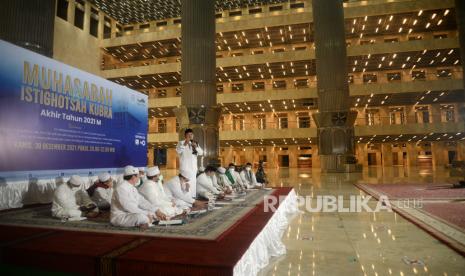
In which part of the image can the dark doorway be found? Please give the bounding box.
[279,155,289,167]
[368,153,377,166]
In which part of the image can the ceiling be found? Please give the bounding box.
[89,0,290,24]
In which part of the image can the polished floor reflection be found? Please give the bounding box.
[259,166,465,276]
[160,166,465,275]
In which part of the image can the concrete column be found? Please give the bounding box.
[175,0,220,168]
[311,0,357,172]
[430,104,441,123]
[266,146,277,168]
[244,113,254,130]
[432,142,447,168]
[381,144,393,167]
[406,143,418,167]
[97,11,104,39]
[289,145,298,168]
[83,1,90,34]
[222,147,234,166]
[244,147,254,164]
[67,0,75,25]
[457,141,465,161]
[356,143,368,167]
[456,0,465,91]
[166,117,177,133]
[166,148,177,169]
[147,147,154,166]
[312,145,321,168]
[379,107,389,126]
[288,112,297,129]
[405,106,416,124]
[110,19,117,39]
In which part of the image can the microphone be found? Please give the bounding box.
[191,139,198,155]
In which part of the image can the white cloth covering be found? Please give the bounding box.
[110,180,158,227]
[51,182,95,219]
[0,180,29,210]
[164,175,194,209]
[233,189,299,276]
[0,174,122,211]
[176,140,203,198]
[138,179,183,218]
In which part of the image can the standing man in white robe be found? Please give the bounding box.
[52,175,99,220]
[139,166,184,218]
[110,165,166,229]
[176,128,203,199]
[164,170,206,210]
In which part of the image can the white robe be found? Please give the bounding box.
[138,179,183,218]
[51,183,95,219]
[216,173,233,189]
[240,170,262,188]
[164,176,194,209]
[110,180,158,227]
[91,187,113,209]
[176,140,203,198]
[228,170,246,189]
[196,173,221,198]
[211,174,225,191]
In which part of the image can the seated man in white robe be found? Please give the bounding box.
[139,166,184,218]
[135,167,146,189]
[52,175,99,220]
[110,165,167,229]
[164,170,206,210]
[215,167,233,194]
[225,163,246,192]
[197,166,224,200]
[240,162,263,189]
[87,172,113,210]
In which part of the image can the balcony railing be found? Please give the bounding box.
[143,67,462,100]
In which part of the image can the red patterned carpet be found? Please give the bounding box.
[0,188,293,276]
[355,183,465,200]
[421,203,465,230]
[355,183,465,256]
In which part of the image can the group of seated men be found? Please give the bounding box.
[51,161,268,229]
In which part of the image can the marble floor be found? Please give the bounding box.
[260,166,465,276]
[163,166,465,276]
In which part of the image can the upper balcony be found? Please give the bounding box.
[100,0,455,46]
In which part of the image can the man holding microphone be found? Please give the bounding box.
[176,128,203,199]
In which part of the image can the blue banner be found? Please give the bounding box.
[0,39,148,173]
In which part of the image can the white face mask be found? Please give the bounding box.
[229,168,235,172]
[246,167,251,171]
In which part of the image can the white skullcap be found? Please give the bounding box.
[146,166,160,177]
[179,169,190,180]
[138,167,145,172]
[123,165,139,176]
[198,166,205,173]
[98,172,111,182]
[68,175,83,187]
[217,167,226,174]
